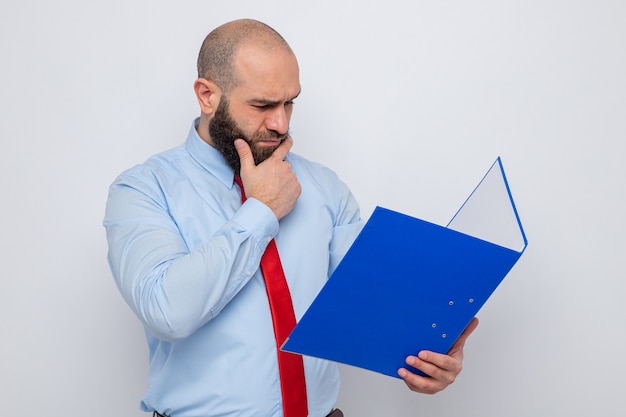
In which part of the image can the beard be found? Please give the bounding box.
[209,96,289,175]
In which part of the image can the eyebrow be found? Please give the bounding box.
[248,89,301,106]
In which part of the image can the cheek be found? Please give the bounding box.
[240,111,265,133]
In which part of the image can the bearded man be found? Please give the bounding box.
[104,18,477,417]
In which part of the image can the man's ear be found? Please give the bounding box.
[193,78,222,115]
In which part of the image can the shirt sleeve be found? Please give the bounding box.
[327,175,364,276]
[103,170,278,342]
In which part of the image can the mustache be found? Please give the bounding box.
[247,130,290,144]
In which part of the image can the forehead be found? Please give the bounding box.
[231,43,300,100]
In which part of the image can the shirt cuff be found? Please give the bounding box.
[231,197,279,246]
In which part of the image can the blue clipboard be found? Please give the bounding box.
[282,157,527,378]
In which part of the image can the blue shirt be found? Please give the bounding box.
[103,120,363,417]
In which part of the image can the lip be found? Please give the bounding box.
[257,140,282,147]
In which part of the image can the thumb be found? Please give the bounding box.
[234,139,254,172]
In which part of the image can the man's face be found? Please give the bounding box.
[209,95,289,175]
[207,44,301,174]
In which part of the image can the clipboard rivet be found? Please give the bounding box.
[449,301,454,306]
[432,323,437,328]
[442,333,447,338]
[469,298,474,303]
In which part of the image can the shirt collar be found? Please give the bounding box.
[185,118,236,189]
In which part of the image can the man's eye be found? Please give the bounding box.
[252,101,294,110]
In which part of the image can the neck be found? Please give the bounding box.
[196,115,215,147]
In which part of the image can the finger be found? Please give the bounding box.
[448,317,479,355]
[269,136,293,161]
[397,367,444,394]
[411,351,459,381]
[459,317,479,341]
[234,139,254,171]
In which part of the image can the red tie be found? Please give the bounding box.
[234,175,308,417]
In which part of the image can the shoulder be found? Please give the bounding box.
[113,145,188,184]
[287,152,342,184]
[287,152,355,207]
[107,144,191,208]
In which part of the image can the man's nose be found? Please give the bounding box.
[265,105,289,135]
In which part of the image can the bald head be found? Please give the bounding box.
[197,19,294,93]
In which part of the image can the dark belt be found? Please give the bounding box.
[153,409,343,417]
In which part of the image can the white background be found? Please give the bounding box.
[1,1,625,416]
